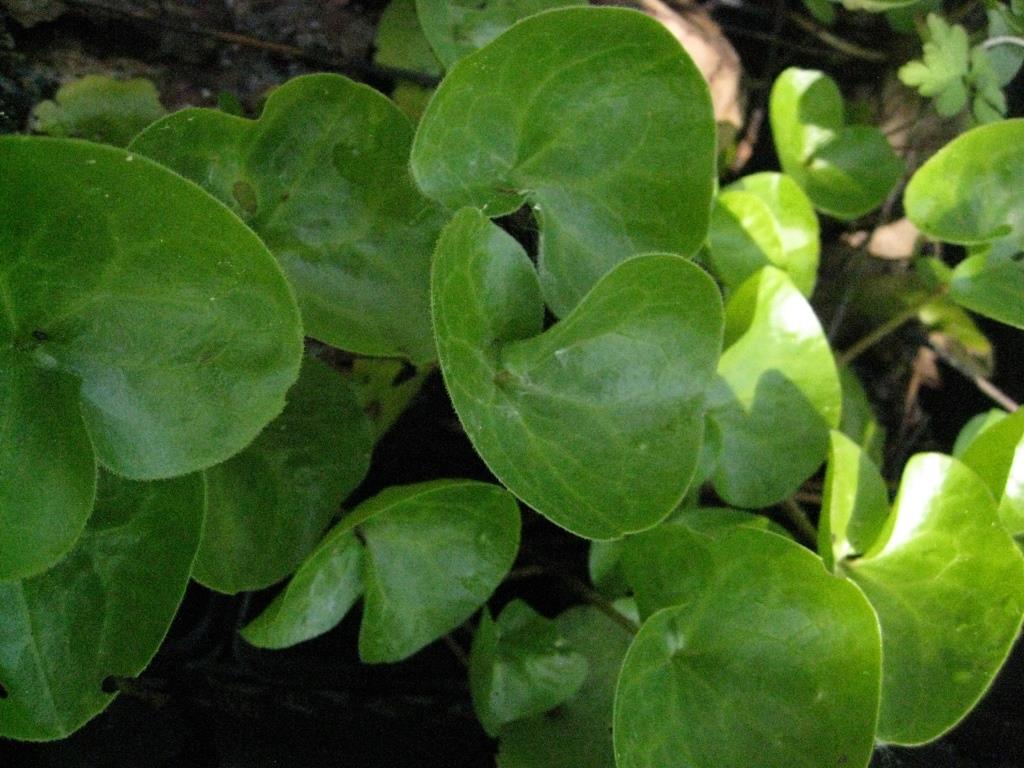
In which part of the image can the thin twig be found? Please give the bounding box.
[557,573,639,635]
[443,635,469,669]
[781,497,818,547]
[930,343,1021,412]
[787,12,889,62]
[837,294,940,366]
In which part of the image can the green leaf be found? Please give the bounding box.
[952,408,1007,457]
[0,471,204,740]
[958,408,1024,536]
[432,208,723,539]
[416,0,585,69]
[411,6,716,317]
[716,171,820,296]
[614,528,881,768]
[842,453,1024,744]
[30,75,166,147]
[374,0,443,77]
[706,267,841,508]
[240,526,364,650]
[497,606,633,768]
[243,480,520,661]
[358,480,521,662]
[131,73,446,362]
[770,68,903,220]
[0,355,95,579]
[343,356,428,441]
[0,136,303,483]
[819,430,890,571]
[904,119,1024,328]
[986,7,1024,87]
[470,600,588,736]
[194,356,373,593]
[898,14,971,117]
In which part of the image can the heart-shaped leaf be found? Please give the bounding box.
[242,480,520,663]
[375,0,442,77]
[819,430,890,571]
[0,356,95,579]
[0,137,301,576]
[958,407,1024,537]
[411,6,716,317]
[770,68,902,220]
[706,267,841,508]
[432,208,723,539]
[0,471,204,740]
[841,453,1024,744]
[904,119,1024,328]
[615,527,881,768]
[470,600,588,736]
[707,172,819,296]
[194,355,373,593]
[131,73,447,362]
[496,605,633,768]
[416,0,585,69]
[839,365,886,466]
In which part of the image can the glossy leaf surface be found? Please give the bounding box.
[0,472,204,740]
[195,356,373,593]
[358,480,520,662]
[0,136,303,483]
[470,600,588,736]
[708,172,819,296]
[131,74,446,361]
[432,208,723,539]
[770,68,902,220]
[0,356,95,579]
[497,606,633,768]
[412,7,715,316]
[904,119,1024,328]
[416,0,584,68]
[958,408,1024,536]
[842,454,1024,744]
[615,528,881,768]
[707,267,841,507]
[819,430,890,570]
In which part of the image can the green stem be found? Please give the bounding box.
[782,497,818,548]
[558,573,639,635]
[787,12,889,62]
[982,36,1024,51]
[837,297,935,366]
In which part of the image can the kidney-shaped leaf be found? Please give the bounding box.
[131,73,446,362]
[770,68,902,220]
[358,480,520,662]
[958,408,1024,536]
[0,137,302,494]
[0,471,204,740]
[416,0,585,69]
[904,120,1024,328]
[242,480,520,662]
[497,605,633,768]
[0,355,95,579]
[842,453,1024,744]
[194,355,373,594]
[432,208,723,539]
[470,600,588,736]
[706,266,841,508]
[614,527,881,768]
[412,6,715,317]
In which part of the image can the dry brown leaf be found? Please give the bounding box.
[844,218,921,260]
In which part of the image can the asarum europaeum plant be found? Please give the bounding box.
[1,6,1023,766]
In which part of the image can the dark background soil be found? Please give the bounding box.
[1,1,1022,766]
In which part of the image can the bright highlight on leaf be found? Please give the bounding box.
[131,73,446,362]
[194,356,374,594]
[432,208,724,539]
[0,472,204,740]
[958,408,1024,537]
[706,267,841,508]
[412,6,716,317]
[770,67,902,220]
[614,527,881,768]
[841,454,1024,744]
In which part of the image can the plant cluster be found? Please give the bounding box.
[1,2,1023,766]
